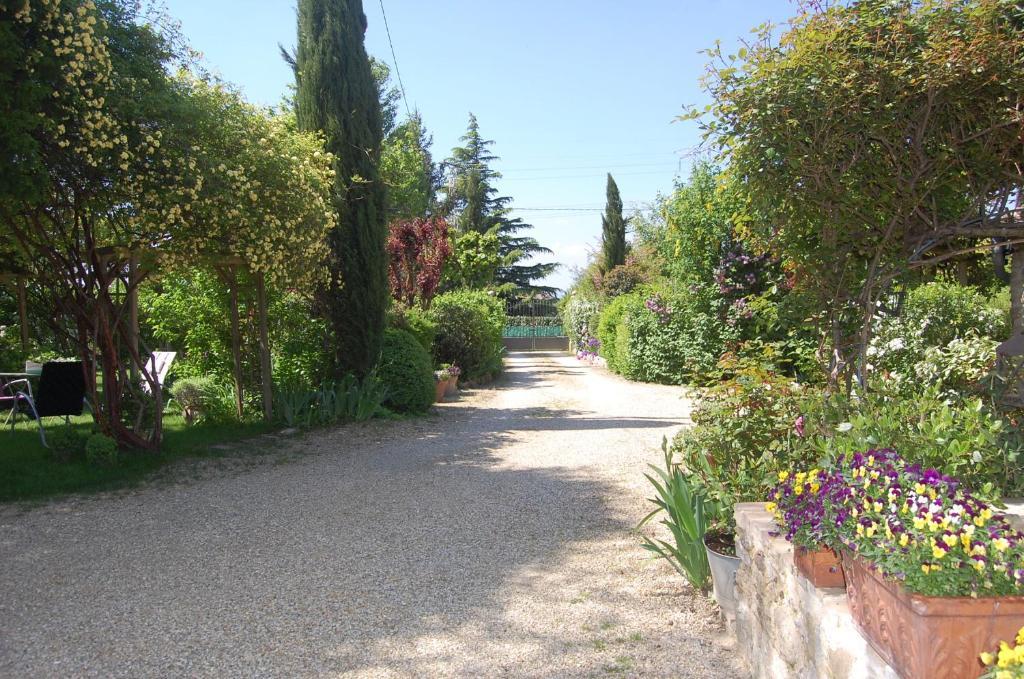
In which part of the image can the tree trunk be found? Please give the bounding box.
[1012,245,1024,337]
[255,271,273,422]
[16,277,29,352]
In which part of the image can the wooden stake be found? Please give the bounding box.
[255,271,273,421]
[227,265,245,420]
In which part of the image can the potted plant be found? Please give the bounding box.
[445,364,461,396]
[433,368,450,402]
[638,439,716,594]
[702,522,741,619]
[767,468,847,588]
[825,449,1024,679]
[978,626,1024,678]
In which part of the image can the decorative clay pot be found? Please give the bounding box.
[704,536,740,620]
[434,380,447,402]
[842,551,1024,679]
[445,377,458,396]
[794,546,846,588]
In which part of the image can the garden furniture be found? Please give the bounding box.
[5,361,86,447]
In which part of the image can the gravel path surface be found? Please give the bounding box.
[0,352,743,678]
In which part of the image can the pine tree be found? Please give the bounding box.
[601,173,626,272]
[441,114,557,294]
[294,0,387,377]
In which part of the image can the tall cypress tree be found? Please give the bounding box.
[294,0,386,377]
[442,114,556,294]
[601,173,626,272]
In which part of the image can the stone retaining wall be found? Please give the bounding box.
[732,503,899,679]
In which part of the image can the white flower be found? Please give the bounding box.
[971,450,983,464]
[837,422,853,432]
[886,337,905,351]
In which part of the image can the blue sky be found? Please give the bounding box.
[162,0,797,291]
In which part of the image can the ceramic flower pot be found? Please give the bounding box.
[445,376,458,396]
[704,535,740,619]
[434,380,447,402]
[842,551,1024,679]
[793,545,845,589]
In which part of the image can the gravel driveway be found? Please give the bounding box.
[0,352,743,678]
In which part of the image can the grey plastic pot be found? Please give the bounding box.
[704,536,740,619]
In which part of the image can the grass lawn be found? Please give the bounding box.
[0,414,276,503]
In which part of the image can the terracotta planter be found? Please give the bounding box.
[793,546,845,588]
[434,380,447,402]
[842,551,1024,679]
[445,376,459,396]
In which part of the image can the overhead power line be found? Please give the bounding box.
[378,0,411,117]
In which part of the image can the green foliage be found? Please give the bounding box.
[377,329,434,414]
[273,373,388,427]
[295,0,388,378]
[672,360,817,527]
[84,434,119,467]
[169,377,237,425]
[601,174,626,273]
[142,269,328,409]
[429,290,506,380]
[561,295,601,350]
[638,439,716,591]
[596,293,636,373]
[803,387,1023,500]
[387,304,437,354]
[380,113,438,219]
[442,230,503,291]
[46,426,87,463]
[693,0,1024,380]
[597,285,735,384]
[870,282,1009,379]
[599,261,647,298]
[440,114,556,294]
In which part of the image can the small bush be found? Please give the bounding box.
[169,376,235,424]
[377,329,435,413]
[429,290,506,380]
[47,426,87,463]
[85,434,118,466]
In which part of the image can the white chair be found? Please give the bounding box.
[141,351,176,394]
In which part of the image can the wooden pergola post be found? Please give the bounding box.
[16,276,29,352]
[127,255,139,379]
[254,270,273,422]
[224,263,245,420]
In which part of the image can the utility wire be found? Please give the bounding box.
[378,0,411,117]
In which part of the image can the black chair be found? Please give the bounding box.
[7,361,86,447]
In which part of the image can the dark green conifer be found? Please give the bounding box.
[601,173,626,273]
[294,0,387,377]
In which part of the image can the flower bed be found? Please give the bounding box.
[765,448,1024,678]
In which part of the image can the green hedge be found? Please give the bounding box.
[597,284,735,384]
[429,290,506,380]
[377,329,435,413]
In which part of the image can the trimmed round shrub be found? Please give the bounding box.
[85,433,118,466]
[429,290,506,380]
[47,426,87,463]
[377,329,434,413]
[387,304,437,354]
